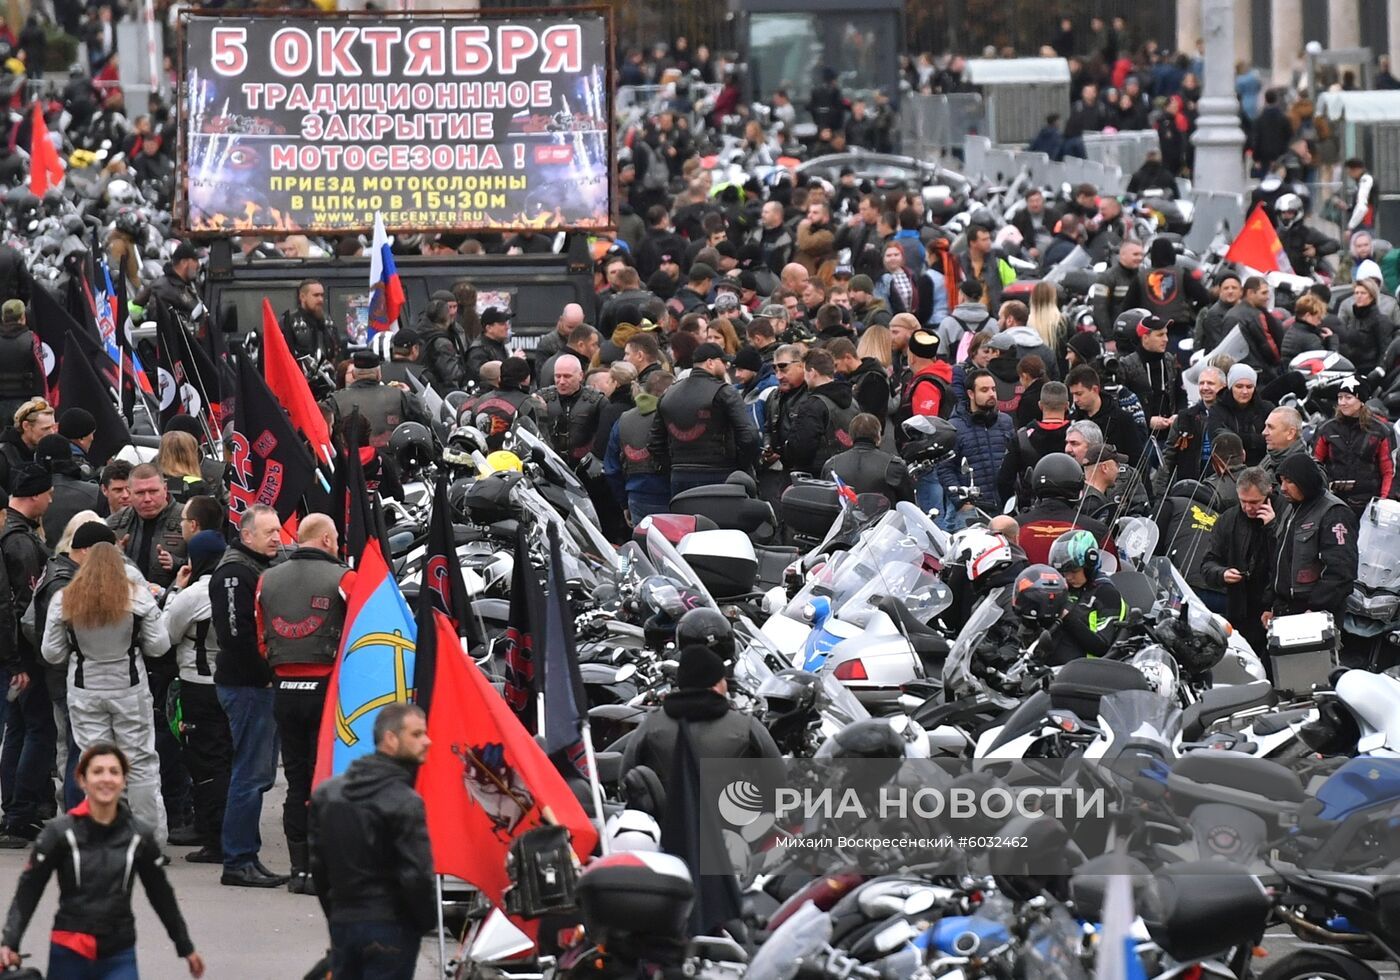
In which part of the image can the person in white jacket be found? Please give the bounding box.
[42,539,172,844]
[159,531,231,864]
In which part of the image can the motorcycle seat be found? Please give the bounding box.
[669,484,778,543]
[754,544,800,589]
[1170,751,1305,804]
[1181,681,1277,741]
[488,519,521,538]
[594,751,623,786]
[1249,706,1314,738]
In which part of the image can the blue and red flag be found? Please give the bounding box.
[313,540,418,786]
[367,212,404,341]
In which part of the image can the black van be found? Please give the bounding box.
[201,237,596,352]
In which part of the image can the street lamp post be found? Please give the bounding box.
[1192,0,1248,196]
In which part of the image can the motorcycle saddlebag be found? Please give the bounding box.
[678,529,758,599]
[1266,611,1339,697]
[1143,860,1270,963]
[780,479,842,544]
[1047,657,1150,723]
[503,825,579,919]
[576,851,694,942]
[633,513,717,548]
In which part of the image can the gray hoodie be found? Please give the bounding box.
[937,303,995,362]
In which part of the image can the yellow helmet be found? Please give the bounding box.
[482,450,523,474]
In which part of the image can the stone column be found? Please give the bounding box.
[1390,2,1400,73]
[1193,0,1248,196]
[1328,0,1359,52]
[1272,0,1303,87]
[1177,0,1202,61]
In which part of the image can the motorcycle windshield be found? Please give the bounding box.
[1042,244,1092,284]
[784,511,930,621]
[818,668,871,727]
[644,525,717,610]
[509,483,593,586]
[943,590,1008,705]
[1096,689,1183,749]
[1357,499,1400,592]
[744,901,833,980]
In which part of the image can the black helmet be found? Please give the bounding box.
[675,607,734,660]
[758,669,822,753]
[389,421,435,474]
[1011,564,1068,628]
[1113,307,1151,349]
[1031,452,1085,500]
[816,718,907,760]
[115,207,143,239]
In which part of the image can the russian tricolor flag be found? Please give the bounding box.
[367,212,404,341]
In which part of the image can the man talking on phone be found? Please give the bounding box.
[1201,465,1277,659]
[106,462,188,590]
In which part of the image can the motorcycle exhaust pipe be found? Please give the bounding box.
[1277,908,1373,944]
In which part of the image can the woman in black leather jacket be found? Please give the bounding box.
[0,742,205,979]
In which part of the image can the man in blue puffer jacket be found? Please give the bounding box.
[937,367,1015,530]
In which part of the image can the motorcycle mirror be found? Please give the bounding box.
[614,663,638,683]
[902,890,936,916]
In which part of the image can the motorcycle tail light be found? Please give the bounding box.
[834,659,868,681]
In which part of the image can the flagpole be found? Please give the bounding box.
[581,720,610,855]
[435,874,448,980]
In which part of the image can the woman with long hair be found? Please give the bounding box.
[707,317,743,356]
[856,323,893,371]
[155,432,212,503]
[41,542,172,841]
[1028,281,1068,373]
[0,742,205,979]
[1314,377,1394,515]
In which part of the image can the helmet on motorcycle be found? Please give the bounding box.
[484,450,523,474]
[1011,564,1068,628]
[447,425,488,458]
[1162,608,1230,675]
[675,607,735,661]
[1275,193,1304,227]
[1130,645,1180,696]
[603,810,663,853]
[758,669,822,752]
[950,528,1016,582]
[1048,529,1101,580]
[114,207,143,239]
[1031,452,1085,501]
[814,718,912,760]
[388,421,435,474]
[1113,307,1151,350]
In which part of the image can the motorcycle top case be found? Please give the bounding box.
[677,529,758,598]
[576,851,694,942]
[1266,611,1339,697]
[780,479,843,542]
[1047,657,1150,723]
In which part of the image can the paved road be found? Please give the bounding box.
[0,772,452,978]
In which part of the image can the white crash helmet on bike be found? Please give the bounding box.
[603,809,662,852]
[950,528,1016,582]
[1275,193,1305,228]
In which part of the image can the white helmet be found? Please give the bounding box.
[604,809,662,853]
[1275,193,1304,227]
[951,528,1016,582]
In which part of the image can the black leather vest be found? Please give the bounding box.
[258,553,348,668]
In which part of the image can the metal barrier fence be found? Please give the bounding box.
[616,83,725,129]
[1083,130,1161,180]
[898,94,986,162]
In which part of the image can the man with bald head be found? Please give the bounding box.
[537,303,588,365]
[254,511,354,894]
[781,262,810,294]
[533,353,607,463]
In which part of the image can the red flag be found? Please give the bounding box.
[415,605,597,930]
[28,103,63,197]
[260,299,334,467]
[1225,203,1294,275]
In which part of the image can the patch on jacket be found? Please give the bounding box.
[271,614,325,639]
[1332,522,1348,545]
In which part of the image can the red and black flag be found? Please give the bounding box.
[499,522,543,731]
[541,520,589,778]
[413,472,483,715]
[341,408,392,570]
[58,328,131,468]
[153,300,226,434]
[30,282,113,403]
[226,354,315,528]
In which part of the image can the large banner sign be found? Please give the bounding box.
[178,10,612,235]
